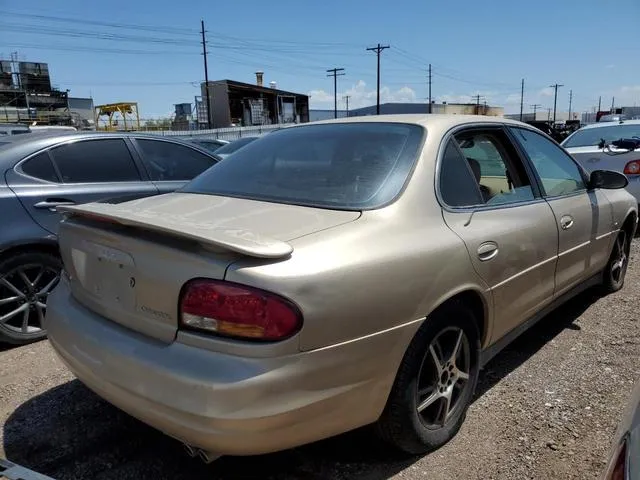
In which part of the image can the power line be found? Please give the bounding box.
[366,43,390,115]
[327,67,345,119]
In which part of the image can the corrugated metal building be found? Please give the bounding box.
[200,75,309,129]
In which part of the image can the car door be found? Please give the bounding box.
[133,138,219,194]
[438,126,559,343]
[510,127,613,296]
[5,137,158,235]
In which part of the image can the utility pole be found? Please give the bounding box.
[366,43,390,115]
[597,96,602,112]
[568,90,573,120]
[326,68,345,119]
[549,83,564,124]
[343,95,350,117]
[519,78,524,121]
[547,107,552,121]
[200,20,212,129]
[428,63,432,113]
[611,96,615,112]
[471,94,485,115]
[530,103,542,121]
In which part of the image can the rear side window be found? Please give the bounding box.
[183,123,424,210]
[49,139,141,183]
[21,152,60,182]
[137,139,216,181]
[439,141,483,207]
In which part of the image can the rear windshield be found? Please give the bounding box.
[214,136,257,155]
[183,122,424,210]
[562,124,640,148]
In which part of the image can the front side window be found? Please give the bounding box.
[183,123,424,210]
[137,139,216,181]
[512,128,585,197]
[440,129,535,207]
[49,139,141,183]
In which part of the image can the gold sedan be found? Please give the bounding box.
[45,115,637,461]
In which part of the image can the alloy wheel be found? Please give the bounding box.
[416,326,472,429]
[0,263,60,335]
[611,231,628,284]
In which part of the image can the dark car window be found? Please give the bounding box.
[136,139,216,181]
[20,151,60,182]
[213,137,258,156]
[49,139,141,183]
[439,140,483,207]
[562,124,640,148]
[184,122,424,210]
[442,129,535,207]
[511,127,586,197]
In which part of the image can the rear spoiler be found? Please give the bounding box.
[58,203,293,259]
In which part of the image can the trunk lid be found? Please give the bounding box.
[567,146,640,174]
[58,192,360,343]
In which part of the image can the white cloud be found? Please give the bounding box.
[309,80,417,109]
[539,87,554,97]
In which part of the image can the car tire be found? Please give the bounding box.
[601,229,631,294]
[0,251,62,345]
[375,302,481,455]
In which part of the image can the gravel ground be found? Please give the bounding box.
[1,241,639,480]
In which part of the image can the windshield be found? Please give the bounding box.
[183,122,424,210]
[214,136,258,156]
[563,124,640,148]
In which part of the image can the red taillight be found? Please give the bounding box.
[623,160,640,175]
[179,279,302,341]
[605,439,628,480]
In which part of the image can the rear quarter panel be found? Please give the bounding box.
[0,182,54,254]
[225,208,492,352]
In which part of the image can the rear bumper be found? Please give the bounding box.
[46,278,419,456]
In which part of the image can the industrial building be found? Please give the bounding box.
[0,57,94,129]
[199,73,309,129]
[347,102,504,117]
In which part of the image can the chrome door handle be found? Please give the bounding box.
[34,200,76,211]
[560,215,574,230]
[477,242,499,261]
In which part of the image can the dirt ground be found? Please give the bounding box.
[1,241,638,480]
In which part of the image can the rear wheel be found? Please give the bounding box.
[376,302,480,455]
[0,252,62,345]
[601,229,631,294]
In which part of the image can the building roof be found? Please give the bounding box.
[207,79,308,98]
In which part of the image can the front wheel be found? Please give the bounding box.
[376,303,480,455]
[0,252,62,345]
[601,229,631,294]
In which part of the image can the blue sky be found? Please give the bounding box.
[2,0,639,118]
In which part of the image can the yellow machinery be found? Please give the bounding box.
[94,102,140,131]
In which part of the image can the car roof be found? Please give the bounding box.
[575,119,640,131]
[0,131,216,169]
[298,113,528,130]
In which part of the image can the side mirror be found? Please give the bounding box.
[589,170,629,190]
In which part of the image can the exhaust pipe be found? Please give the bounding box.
[182,442,220,463]
[183,443,197,458]
[198,450,220,464]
